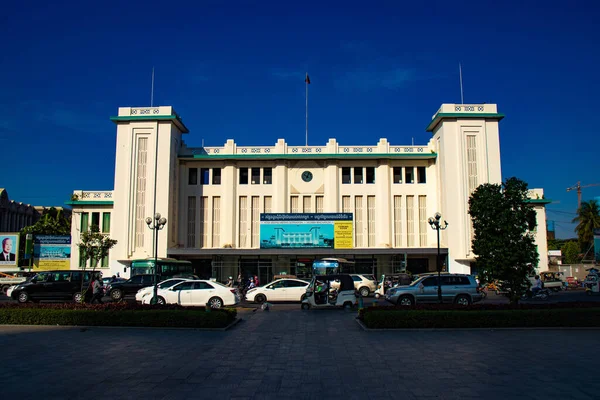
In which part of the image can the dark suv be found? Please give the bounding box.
[106,274,157,301]
[10,270,101,303]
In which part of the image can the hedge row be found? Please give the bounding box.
[0,305,237,329]
[361,307,600,329]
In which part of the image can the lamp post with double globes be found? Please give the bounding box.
[146,213,167,305]
[428,212,448,304]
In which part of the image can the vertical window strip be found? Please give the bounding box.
[264,196,272,213]
[239,196,248,247]
[355,196,363,247]
[467,135,478,193]
[316,196,324,213]
[251,196,260,247]
[367,196,375,247]
[187,196,196,248]
[102,212,111,233]
[342,196,351,213]
[201,196,209,248]
[419,195,427,246]
[290,196,299,213]
[80,212,89,233]
[303,196,311,213]
[212,197,221,247]
[394,196,402,247]
[406,195,415,247]
[134,137,148,249]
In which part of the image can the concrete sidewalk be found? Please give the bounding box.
[0,308,598,400]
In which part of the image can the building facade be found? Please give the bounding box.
[66,103,550,281]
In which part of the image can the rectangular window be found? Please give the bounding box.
[355,196,363,247]
[405,167,414,184]
[354,167,363,184]
[366,167,375,184]
[419,195,427,246]
[212,168,221,185]
[393,167,402,184]
[417,167,426,184]
[303,196,311,213]
[212,197,221,247]
[467,135,478,193]
[135,137,148,248]
[239,168,248,185]
[102,213,111,233]
[342,167,351,184]
[187,196,196,248]
[251,168,260,185]
[367,196,375,246]
[200,168,210,185]
[200,197,209,248]
[263,167,272,184]
[79,248,86,268]
[80,212,89,233]
[239,196,248,247]
[264,196,272,213]
[393,196,402,247]
[91,212,100,229]
[316,196,324,213]
[406,195,415,246]
[290,196,299,213]
[101,252,109,268]
[342,196,351,213]
[251,196,260,247]
[188,168,198,185]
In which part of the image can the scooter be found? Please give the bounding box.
[521,289,550,301]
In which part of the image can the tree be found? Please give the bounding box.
[572,200,600,257]
[561,240,581,265]
[468,177,538,304]
[77,225,117,301]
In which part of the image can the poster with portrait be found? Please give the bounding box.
[0,233,19,268]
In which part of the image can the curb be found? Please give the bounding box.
[0,317,243,332]
[355,318,600,332]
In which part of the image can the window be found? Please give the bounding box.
[393,167,402,184]
[175,281,194,290]
[417,167,426,184]
[102,213,111,233]
[189,168,198,185]
[129,276,143,284]
[212,168,221,185]
[351,276,361,282]
[354,167,363,184]
[441,276,471,286]
[200,168,210,185]
[80,212,89,233]
[366,167,375,184]
[91,212,100,229]
[269,281,285,289]
[239,168,248,185]
[405,167,414,184]
[342,167,351,184]
[251,168,260,184]
[197,282,214,289]
[285,280,308,288]
[263,168,272,184]
[421,277,438,287]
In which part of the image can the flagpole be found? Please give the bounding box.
[305,72,308,146]
[151,67,155,107]
[459,63,464,104]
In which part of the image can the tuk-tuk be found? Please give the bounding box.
[301,274,357,310]
[584,268,600,295]
[374,273,412,299]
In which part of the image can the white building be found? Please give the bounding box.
[66,103,550,281]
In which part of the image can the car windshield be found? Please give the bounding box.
[158,279,183,289]
[409,277,425,287]
[212,281,229,288]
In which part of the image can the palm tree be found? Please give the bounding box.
[572,200,600,254]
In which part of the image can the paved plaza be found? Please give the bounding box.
[0,307,599,400]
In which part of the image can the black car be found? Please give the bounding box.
[105,274,157,301]
[10,270,101,303]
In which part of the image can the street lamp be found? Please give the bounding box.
[146,213,167,304]
[428,212,448,304]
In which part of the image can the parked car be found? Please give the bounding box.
[245,278,310,303]
[350,274,378,297]
[374,273,412,298]
[141,280,239,308]
[301,274,358,310]
[10,270,101,303]
[385,274,483,306]
[106,274,157,301]
[135,278,190,302]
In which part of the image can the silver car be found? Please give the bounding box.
[385,274,483,306]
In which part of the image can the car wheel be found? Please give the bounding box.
[2,285,10,295]
[454,295,471,306]
[208,296,223,309]
[398,295,414,306]
[157,296,166,305]
[73,292,84,303]
[17,291,29,303]
[343,302,354,309]
[540,292,549,300]
[359,287,370,297]
[254,294,266,304]
[301,303,310,310]
[110,289,123,301]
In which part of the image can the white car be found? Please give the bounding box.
[135,278,190,302]
[246,278,310,303]
[142,280,239,308]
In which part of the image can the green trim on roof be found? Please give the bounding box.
[64,201,114,206]
[110,115,189,133]
[426,113,505,132]
[183,152,438,160]
[526,199,552,205]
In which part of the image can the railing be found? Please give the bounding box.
[193,145,429,156]
[73,191,114,200]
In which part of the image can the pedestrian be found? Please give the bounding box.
[254,275,259,287]
[90,276,104,304]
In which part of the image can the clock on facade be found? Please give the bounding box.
[301,170,313,182]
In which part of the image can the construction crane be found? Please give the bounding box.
[566,181,600,209]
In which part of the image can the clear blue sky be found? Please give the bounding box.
[1,0,599,239]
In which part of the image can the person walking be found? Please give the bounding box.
[90,277,104,304]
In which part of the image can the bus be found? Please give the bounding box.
[312,258,355,275]
[130,258,194,280]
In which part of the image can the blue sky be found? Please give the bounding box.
[1,0,599,239]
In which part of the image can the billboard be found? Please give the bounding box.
[33,235,71,270]
[260,213,353,249]
[595,229,600,263]
[0,233,19,268]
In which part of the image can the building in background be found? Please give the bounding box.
[66,104,551,281]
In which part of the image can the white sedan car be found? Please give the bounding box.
[135,278,190,302]
[142,280,239,308]
[245,278,310,303]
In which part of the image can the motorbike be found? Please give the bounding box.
[521,288,550,301]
